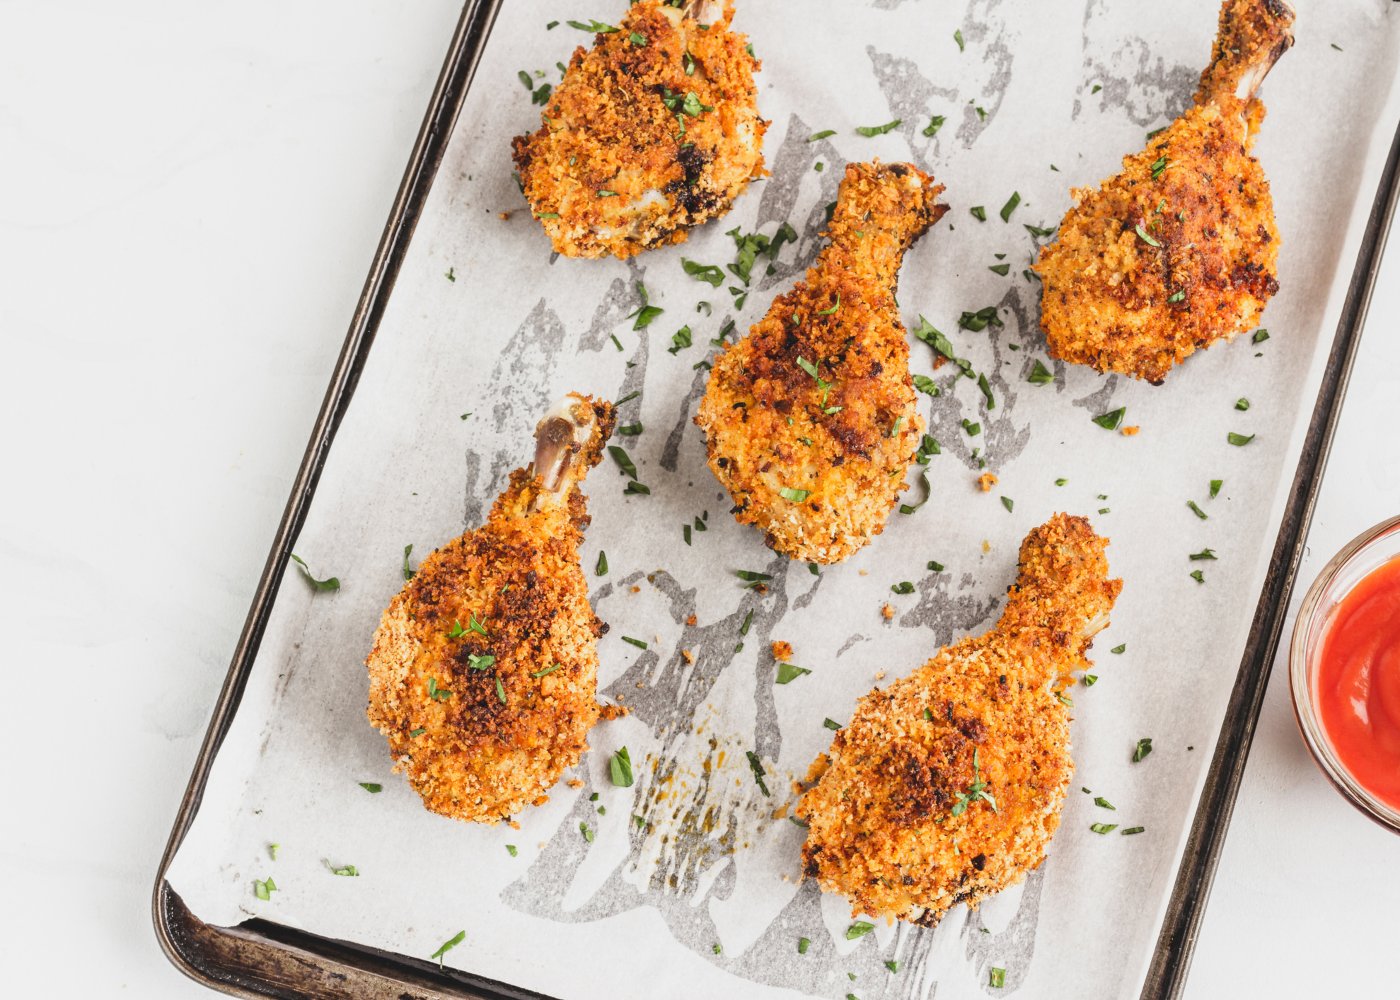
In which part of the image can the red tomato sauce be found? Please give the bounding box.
[1316,555,1400,811]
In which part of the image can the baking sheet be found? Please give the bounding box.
[167,2,1400,997]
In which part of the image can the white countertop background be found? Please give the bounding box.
[2,2,1395,996]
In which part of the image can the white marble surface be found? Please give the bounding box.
[1,2,1395,997]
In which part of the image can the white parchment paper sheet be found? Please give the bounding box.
[169,2,1400,997]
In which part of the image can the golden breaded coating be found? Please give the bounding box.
[797,514,1122,924]
[366,395,617,823]
[695,162,947,564]
[1035,0,1295,383]
[511,0,766,259]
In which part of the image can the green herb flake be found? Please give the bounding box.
[1122,826,1146,836]
[977,372,996,410]
[1235,397,1251,411]
[1001,496,1014,513]
[254,879,273,901]
[1092,407,1125,431]
[610,746,635,787]
[913,374,939,397]
[990,967,1007,988]
[1090,822,1118,835]
[885,960,900,973]
[621,636,649,650]
[1187,500,1208,520]
[608,445,638,479]
[290,554,340,592]
[595,550,608,576]
[430,930,466,969]
[855,119,902,137]
[1111,643,1126,654]
[1209,479,1223,499]
[1083,674,1098,686]
[988,263,1011,276]
[1133,737,1153,762]
[580,821,595,843]
[1027,359,1053,385]
[668,325,693,355]
[328,863,359,877]
[954,28,965,51]
[970,205,987,222]
[566,19,617,33]
[1252,328,1270,344]
[682,258,725,287]
[409,728,426,738]
[628,30,646,46]
[495,675,507,704]
[531,662,561,678]
[776,662,812,684]
[1190,548,1217,561]
[1228,432,1255,446]
[1191,569,1205,584]
[807,129,836,142]
[359,782,382,793]
[779,486,811,503]
[798,937,811,954]
[999,191,1021,222]
[823,718,842,731]
[846,921,875,940]
[891,581,915,595]
[746,750,770,796]
[1094,796,1116,810]
[1134,223,1162,248]
[922,115,946,137]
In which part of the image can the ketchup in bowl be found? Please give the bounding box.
[1314,555,1400,812]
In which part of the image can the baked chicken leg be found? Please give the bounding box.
[797,514,1122,924]
[366,395,617,823]
[696,162,947,564]
[511,0,765,259]
[1035,0,1295,383]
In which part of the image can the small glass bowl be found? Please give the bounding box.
[1290,513,1400,834]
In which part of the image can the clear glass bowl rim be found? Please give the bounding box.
[1289,513,1400,835]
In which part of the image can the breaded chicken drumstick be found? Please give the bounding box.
[1035,0,1295,383]
[797,514,1122,924]
[696,162,947,564]
[511,0,765,259]
[366,395,618,823]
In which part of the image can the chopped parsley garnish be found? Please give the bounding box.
[1083,674,1098,686]
[846,921,875,940]
[1228,432,1255,446]
[958,306,1002,332]
[999,191,1020,222]
[913,374,939,397]
[1092,407,1125,430]
[1094,796,1115,810]
[855,119,902,136]
[580,821,595,843]
[1191,569,1205,584]
[328,863,359,877]
[823,718,842,731]
[401,544,415,581]
[989,967,1006,988]
[427,677,453,701]
[595,550,608,576]
[1190,548,1217,561]
[1090,822,1118,834]
[1209,479,1223,499]
[682,258,724,287]
[736,570,772,588]
[928,560,944,572]
[912,316,974,377]
[668,325,693,355]
[891,581,915,595]
[962,419,981,437]
[1122,826,1146,836]
[617,423,643,436]
[567,19,617,33]
[290,554,339,592]
[1187,500,1208,520]
[970,206,987,221]
[531,663,561,678]
[807,129,836,142]
[495,675,507,704]
[1235,398,1251,411]
[1055,478,1068,486]
[779,487,811,502]
[409,728,426,738]
[430,930,466,969]
[922,115,946,137]
[776,662,811,684]
[1133,737,1153,762]
[610,746,635,787]
[1027,359,1053,384]
[951,749,998,816]
[1134,223,1162,247]
[899,470,931,515]
[954,28,965,51]
[621,636,648,649]
[817,294,841,316]
[988,263,1011,276]
[1150,155,1169,180]
[798,937,811,954]
[628,30,646,46]
[1252,328,1270,344]
[1111,643,1126,654]
[746,750,770,796]
[977,372,996,409]
[885,960,900,973]
[506,844,518,856]
[1001,496,1014,513]
[253,877,276,900]
[627,283,664,329]
[608,445,638,479]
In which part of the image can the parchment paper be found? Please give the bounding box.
[167,2,1400,996]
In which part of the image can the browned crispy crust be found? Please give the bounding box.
[695,162,947,564]
[511,1,766,259]
[1035,0,1294,383]
[797,514,1122,923]
[365,398,616,823]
